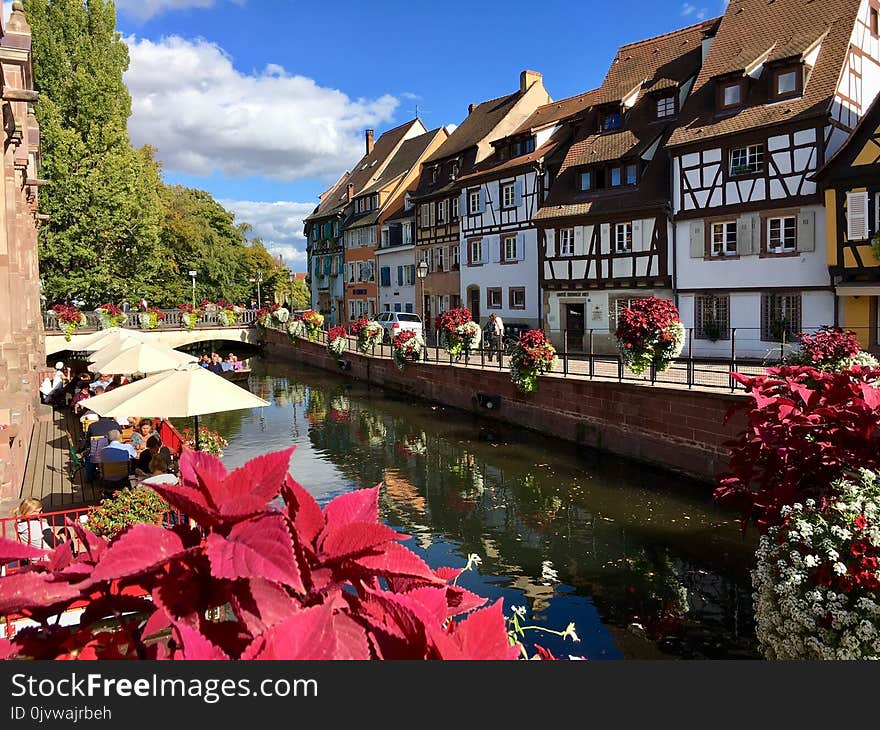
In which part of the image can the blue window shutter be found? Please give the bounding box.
[324,256,332,276]
[479,187,486,212]
[380,267,390,287]
[397,266,404,286]
[514,179,523,207]
[338,253,344,273]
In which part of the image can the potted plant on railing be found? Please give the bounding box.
[52,304,86,341]
[95,303,127,329]
[392,329,425,369]
[350,316,383,354]
[88,487,169,538]
[615,296,685,375]
[784,325,878,371]
[436,307,481,359]
[179,425,228,456]
[216,301,239,326]
[177,303,202,331]
[138,306,166,330]
[509,329,558,394]
[327,326,348,361]
[272,306,290,325]
[301,309,324,341]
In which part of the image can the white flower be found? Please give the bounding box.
[511,605,527,618]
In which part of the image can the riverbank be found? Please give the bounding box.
[263,330,747,483]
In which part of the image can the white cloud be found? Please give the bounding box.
[116,0,243,22]
[681,3,707,20]
[124,35,399,182]
[220,199,313,269]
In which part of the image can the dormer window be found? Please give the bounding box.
[450,159,459,179]
[656,95,676,119]
[510,137,535,157]
[579,171,592,191]
[720,80,744,109]
[601,110,622,132]
[771,65,802,100]
[576,162,638,192]
[431,165,438,184]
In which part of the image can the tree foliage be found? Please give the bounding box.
[27,0,285,308]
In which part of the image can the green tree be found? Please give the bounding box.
[290,278,310,309]
[26,0,164,306]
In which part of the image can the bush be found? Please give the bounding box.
[615,297,684,375]
[435,308,481,359]
[715,366,880,532]
[510,330,557,393]
[752,469,880,659]
[350,316,382,353]
[88,487,169,538]
[327,326,348,360]
[785,326,879,371]
[392,330,425,369]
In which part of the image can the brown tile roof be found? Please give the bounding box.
[668,0,861,148]
[510,90,600,136]
[424,92,522,164]
[358,128,447,197]
[455,129,570,186]
[305,119,425,221]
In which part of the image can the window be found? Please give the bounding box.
[402,223,413,245]
[451,245,460,270]
[404,192,412,210]
[437,200,447,224]
[431,166,438,184]
[509,287,526,310]
[381,228,389,248]
[614,223,632,253]
[468,190,481,215]
[469,239,483,264]
[435,246,445,272]
[656,95,676,118]
[559,228,575,256]
[625,164,638,185]
[501,182,516,208]
[601,111,622,131]
[503,235,518,262]
[450,294,461,309]
[711,221,737,256]
[767,216,796,253]
[579,171,592,191]
[380,266,391,287]
[774,69,799,97]
[762,293,801,342]
[347,263,356,283]
[872,7,879,36]
[695,294,730,341]
[452,196,460,220]
[419,203,431,228]
[721,81,743,108]
[311,226,318,241]
[394,303,402,312]
[405,265,416,285]
[450,160,459,179]
[405,303,414,313]
[487,288,502,309]
[610,167,622,187]
[729,144,764,176]
[348,300,358,322]
[609,296,641,332]
[510,137,535,157]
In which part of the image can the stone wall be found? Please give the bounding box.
[0,4,44,506]
[263,329,747,482]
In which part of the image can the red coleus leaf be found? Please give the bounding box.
[348,541,444,584]
[859,382,880,410]
[533,644,558,660]
[0,637,12,660]
[429,600,519,660]
[0,537,47,563]
[242,603,370,660]
[230,577,301,636]
[174,623,229,660]
[280,474,325,549]
[320,522,406,562]
[358,588,433,660]
[148,481,219,527]
[322,485,380,533]
[0,571,83,614]
[90,525,188,583]
[206,514,304,594]
[211,447,295,517]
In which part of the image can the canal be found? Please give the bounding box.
[199,358,760,660]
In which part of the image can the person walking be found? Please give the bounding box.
[487,313,505,363]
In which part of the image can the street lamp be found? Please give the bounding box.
[249,270,263,307]
[188,270,197,308]
[416,259,428,329]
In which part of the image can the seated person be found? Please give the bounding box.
[135,434,172,477]
[70,384,92,414]
[13,498,70,549]
[90,374,114,392]
[207,353,224,374]
[129,420,153,452]
[82,415,119,442]
[102,429,137,462]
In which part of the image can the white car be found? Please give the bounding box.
[374,311,423,342]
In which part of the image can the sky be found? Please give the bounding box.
[6,0,729,270]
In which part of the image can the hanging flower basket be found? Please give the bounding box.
[615,296,685,375]
[216,303,240,327]
[752,469,880,659]
[95,303,127,329]
[287,318,306,342]
[301,309,324,341]
[327,326,348,360]
[273,307,290,325]
[177,303,202,331]
[784,326,879,371]
[350,316,383,353]
[392,330,425,369]
[509,329,557,393]
[52,304,87,341]
[436,307,481,359]
[138,307,166,330]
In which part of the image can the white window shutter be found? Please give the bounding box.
[573,226,585,256]
[643,218,654,251]
[600,223,611,253]
[797,210,816,252]
[689,220,704,257]
[847,191,869,240]
[517,233,526,261]
[736,214,754,255]
[632,220,643,251]
[545,229,556,258]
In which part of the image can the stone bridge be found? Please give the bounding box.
[43,309,261,356]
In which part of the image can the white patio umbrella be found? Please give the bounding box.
[75,327,146,353]
[80,362,268,449]
[88,341,197,375]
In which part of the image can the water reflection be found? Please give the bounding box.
[201,360,759,660]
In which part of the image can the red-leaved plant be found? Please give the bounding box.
[0,447,518,660]
[714,365,880,532]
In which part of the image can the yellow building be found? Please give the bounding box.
[816,94,880,350]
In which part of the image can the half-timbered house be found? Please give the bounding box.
[668,0,880,356]
[815,91,880,349]
[410,71,551,332]
[535,19,717,352]
[455,92,596,329]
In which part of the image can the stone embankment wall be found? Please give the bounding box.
[264,330,747,483]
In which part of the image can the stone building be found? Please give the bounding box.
[0,2,45,509]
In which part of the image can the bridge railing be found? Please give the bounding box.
[43,308,258,333]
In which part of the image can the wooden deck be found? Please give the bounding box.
[20,409,102,509]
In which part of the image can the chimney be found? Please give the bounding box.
[347,183,354,202]
[520,70,543,93]
[365,129,374,154]
[468,103,477,114]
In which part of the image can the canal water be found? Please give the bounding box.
[200,358,760,660]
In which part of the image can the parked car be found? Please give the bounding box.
[374,311,423,342]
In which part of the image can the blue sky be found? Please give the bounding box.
[9,0,728,268]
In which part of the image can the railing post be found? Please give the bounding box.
[435,331,440,364]
[588,329,594,379]
[687,327,694,389]
[780,329,786,363]
[730,327,737,392]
